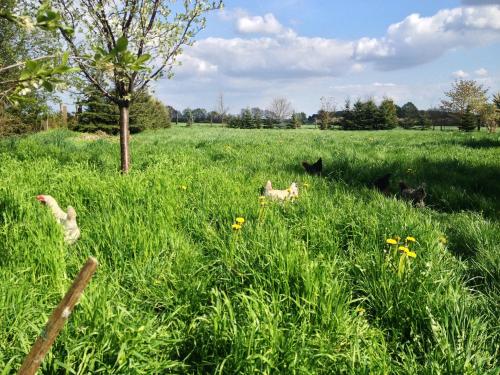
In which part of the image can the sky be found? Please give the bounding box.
[153,0,500,115]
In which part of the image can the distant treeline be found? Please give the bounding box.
[173,100,461,130]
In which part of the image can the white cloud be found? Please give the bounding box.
[373,82,397,87]
[354,6,500,69]
[350,63,365,73]
[236,13,285,35]
[475,67,489,76]
[180,6,500,82]
[181,35,354,79]
[452,70,469,78]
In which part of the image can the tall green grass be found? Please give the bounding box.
[0,128,498,373]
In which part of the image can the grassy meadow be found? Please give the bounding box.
[0,127,499,374]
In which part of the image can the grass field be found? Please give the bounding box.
[0,127,499,374]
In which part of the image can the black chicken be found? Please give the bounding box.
[399,181,426,207]
[302,157,323,176]
[372,173,392,195]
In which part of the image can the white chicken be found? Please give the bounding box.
[37,195,81,245]
[262,181,299,201]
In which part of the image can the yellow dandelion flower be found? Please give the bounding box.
[406,236,416,243]
[355,306,365,315]
[407,251,417,258]
[232,223,242,230]
[180,185,187,190]
[398,246,409,254]
[386,238,397,245]
[236,217,245,224]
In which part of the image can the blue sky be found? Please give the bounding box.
[155,0,500,115]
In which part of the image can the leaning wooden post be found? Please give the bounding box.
[18,257,98,375]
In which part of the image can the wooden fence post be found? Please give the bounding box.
[18,257,98,375]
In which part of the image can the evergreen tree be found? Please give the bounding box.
[460,105,476,132]
[377,98,398,129]
[400,102,419,128]
[253,112,262,129]
[240,108,254,129]
[130,94,170,131]
[288,112,302,129]
[228,115,241,128]
[78,87,119,128]
[77,88,170,133]
[351,100,364,130]
[360,99,379,129]
[340,99,354,130]
[263,111,275,129]
[418,112,432,130]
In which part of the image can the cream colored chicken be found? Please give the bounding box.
[37,195,81,244]
[262,181,299,201]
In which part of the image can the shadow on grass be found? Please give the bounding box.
[453,137,500,150]
[291,156,500,221]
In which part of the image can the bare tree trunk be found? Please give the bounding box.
[119,104,130,173]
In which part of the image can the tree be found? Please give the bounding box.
[227,115,241,129]
[168,106,181,124]
[216,92,229,125]
[460,105,476,132]
[129,94,170,131]
[47,0,222,172]
[318,96,335,130]
[251,107,263,129]
[76,87,170,133]
[491,93,500,133]
[401,102,419,118]
[340,98,354,130]
[0,2,75,107]
[289,112,302,129]
[240,108,254,129]
[263,110,276,129]
[400,102,419,128]
[183,108,193,127]
[192,108,207,123]
[418,112,433,130]
[268,97,293,123]
[353,99,378,130]
[441,79,488,117]
[208,110,218,125]
[377,98,398,129]
[297,112,307,124]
